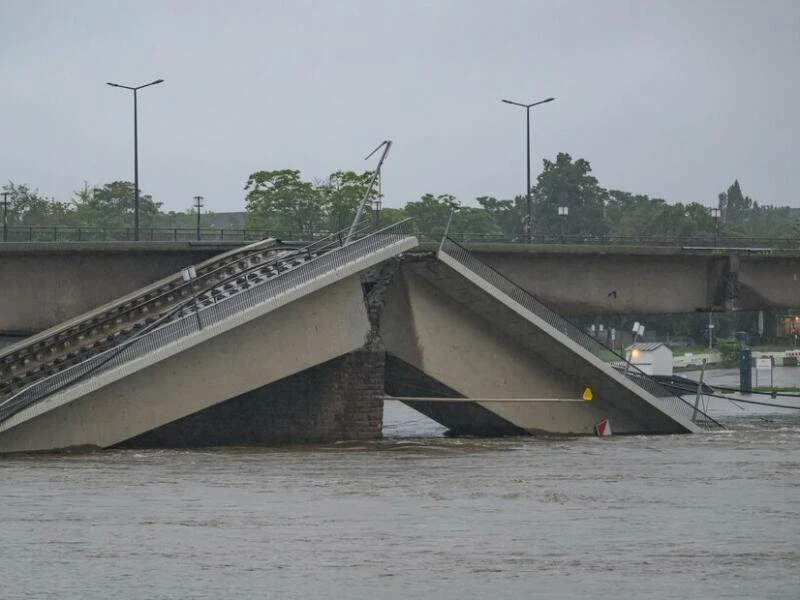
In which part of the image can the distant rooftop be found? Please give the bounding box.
[625,342,669,352]
[207,212,246,228]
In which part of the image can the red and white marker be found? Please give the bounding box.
[595,419,612,437]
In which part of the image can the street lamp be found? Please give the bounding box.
[625,321,645,374]
[194,195,204,241]
[710,207,720,247]
[2,191,9,242]
[106,78,164,241]
[708,313,715,351]
[558,205,569,241]
[501,96,555,244]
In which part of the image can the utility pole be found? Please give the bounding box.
[194,196,204,241]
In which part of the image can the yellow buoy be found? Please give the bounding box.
[582,387,593,401]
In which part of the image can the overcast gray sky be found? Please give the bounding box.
[2,0,798,214]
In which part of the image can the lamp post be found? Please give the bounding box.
[558,205,569,241]
[193,196,204,241]
[710,207,720,247]
[501,96,555,244]
[106,78,164,241]
[708,313,714,351]
[2,191,9,242]
[625,321,645,375]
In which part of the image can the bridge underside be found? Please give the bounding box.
[380,260,697,436]
[468,247,800,315]
[0,276,375,453]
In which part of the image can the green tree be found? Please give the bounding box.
[476,196,524,239]
[1,182,74,227]
[404,193,459,238]
[320,170,378,231]
[532,153,608,239]
[244,169,323,234]
[449,206,504,240]
[718,180,752,230]
[72,181,161,229]
[376,206,407,226]
[746,204,796,238]
[605,191,713,240]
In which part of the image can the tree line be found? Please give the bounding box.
[0,181,197,230]
[243,154,800,240]
[3,152,799,240]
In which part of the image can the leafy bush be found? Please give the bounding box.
[716,339,740,367]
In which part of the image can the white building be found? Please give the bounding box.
[625,342,673,376]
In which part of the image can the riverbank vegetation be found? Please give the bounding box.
[4,152,799,240]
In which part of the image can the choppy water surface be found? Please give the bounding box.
[1,403,798,600]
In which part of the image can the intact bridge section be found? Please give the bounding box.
[2,241,799,337]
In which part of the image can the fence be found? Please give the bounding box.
[1,226,799,249]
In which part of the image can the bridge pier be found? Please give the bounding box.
[117,350,385,448]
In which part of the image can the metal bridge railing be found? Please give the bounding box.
[2,226,799,250]
[422,232,800,249]
[438,237,724,430]
[0,219,416,426]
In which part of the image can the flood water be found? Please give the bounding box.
[1,401,798,599]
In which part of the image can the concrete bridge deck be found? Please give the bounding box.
[0,224,418,452]
[380,239,720,436]
[0,238,292,401]
[2,240,797,336]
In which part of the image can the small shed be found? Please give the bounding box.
[624,342,673,376]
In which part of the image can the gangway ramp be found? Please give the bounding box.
[0,221,417,452]
[381,237,722,436]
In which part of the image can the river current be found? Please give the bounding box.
[1,401,798,599]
